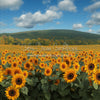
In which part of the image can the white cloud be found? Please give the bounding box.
[86,12,100,27]
[92,0,96,1]
[58,0,77,12]
[42,0,51,4]
[84,1,100,12]
[13,0,77,28]
[14,10,62,28]
[0,22,6,26]
[0,28,23,33]
[49,6,59,11]
[0,0,23,10]
[88,29,94,33]
[73,24,83,29]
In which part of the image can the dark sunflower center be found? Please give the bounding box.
[23,58,26,60]
[66,60,69,65]
[46,69,50,74]
[96,73,100,81]
[67,73,74,80]
[30,60,32,62]
[62,65,65,69]
[16,78,22,85]
[58,60,60,62]
[26,63,30,68]
[14,71,19,74]
[88,63,95,70]
[13,63,17,67]
[9,89,16,96]
[75,65,78,69]
[83,67,85,70]
[7,70,11,75]
[24,73,26,76]
[35,60,37,63]
[98,60,100,62]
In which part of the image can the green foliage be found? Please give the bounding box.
[1,30,100,45]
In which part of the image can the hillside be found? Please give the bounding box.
[1,29,100,40]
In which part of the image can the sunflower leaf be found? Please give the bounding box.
[21,86,28,95]
[93,82,98,90]
[26,78,34,86]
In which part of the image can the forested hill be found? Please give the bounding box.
[0,29,100,45]
[1,29,100,40]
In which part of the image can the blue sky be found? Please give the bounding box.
[0,0,100,33]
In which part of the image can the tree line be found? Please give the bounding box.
[0,35,100,45]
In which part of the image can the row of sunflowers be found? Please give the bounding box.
[0,45,100,100]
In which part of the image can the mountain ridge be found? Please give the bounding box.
[0,29,100,40]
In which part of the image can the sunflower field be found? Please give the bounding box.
[0,45,100,100]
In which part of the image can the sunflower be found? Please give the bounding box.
[0,65,3,71]
[57,57,62,64]
[77,55,81,61]
[97,53,100,57]
[18,60,22,66]
[49,64,53,69]
[12,74,26,89]
[23,70,28,78]
[0,71,4,82]
[5,86,19,100]
[1,57,5,60]
[11,62,18,68]
[13,51,16,55]
[2,52,5,56]
[63,58,71,67]
[8,59,12,64]
[2,60,6,65]
[87,56,92,61]
[40,57,45,62]
[54,79,60,85]
[22,56,27,62]
[63,55,68,60]
[84,58,88,64]
[63,69,77,83]
[89,50,93,54]
[70,56,74,61]
[85,61,97,74]
[44,67,52,76]
[7,55,12,60]
[96,58,100,64]
[12,67,22,76]
[51,58,56,63]
[5,50,8,53]
[39,63,45,69]
[73,63,80,72]
[24,62,32,71]
[4,68,12,76]
[81,66,86,72]
[19,55,22,59]
[93,70,100,85]
[29,58,33,63]
[60,62,68,72]
[33,58,38,66]
[13,57,17,61]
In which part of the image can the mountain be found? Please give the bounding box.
[1,29,100,40]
